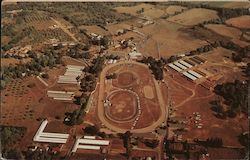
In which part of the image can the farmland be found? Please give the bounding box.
[225,15,250,29]
[1,1,249,160]
[205,24,249,47]
[167,8,219,26]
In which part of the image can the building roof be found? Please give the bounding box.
[129,51,142,57]
[168,63,183,72]
[182,71,197,81]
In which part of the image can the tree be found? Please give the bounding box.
[144,139,159,148]
[100,36,110,49]
[122,131,132,159]
[83,125,99,135]
[41,73,49,79]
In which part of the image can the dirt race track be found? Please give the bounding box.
[105,89,138,122]
[97,60,167,133]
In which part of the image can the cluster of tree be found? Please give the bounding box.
[188,41,221,56]
[200,18,225,26]
[139,56,167,80]
[188,40,249,62]
[121,131,133,159]
[214,80,248,116]
[80,74,96,92]
[136,8,144,14]
[243,63,250,77]
[164,139,190,159]
[84,55,106,74]
[66,44,91,59]
[41,73,49,79]
[90,35,111,50]
[82,125,109,138]
[1,48,63,90]
[143,139,159,149]
[65,93,89,126]
[1,16,36,48]
[238,132,249,147]
[214,40,249,62]
[65,56,106,126]
[5,3,133,26]
[1,126,27,159]
[1,126,26,147]
[105,54,120,60]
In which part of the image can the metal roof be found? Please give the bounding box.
[168,63,182,72]
[40,132,69,138]
[78,139,109,145]
[178,60,192,68]
[35,137,67,143]
[84,136,96,139]
[173,62,187,70]
[188,70,203,79]
[77,145,100,150]
[182,72,197,81]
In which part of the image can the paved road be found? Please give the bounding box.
[97,60,167,133]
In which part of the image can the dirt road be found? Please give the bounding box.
[50,17,78,42]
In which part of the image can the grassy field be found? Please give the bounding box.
[165,5,187,15]
[137,19,208,58]
[115,3,155,16]
[226,15,250,29]
[205,24,249,47]
[167,8,219,26]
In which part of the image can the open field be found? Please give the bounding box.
[1,58,32,66]
[165,5,187,15]
[78,25,109,35]
[142,8,165,19]
[137,20,208,57]
[167,8,219,26]
[115,3,155,16]
[165,70,248,147]
[115,3,165,19]
[225,15,250,29]
[28,19,56,31]
[164,49,248,147]
[97,61,166,133]
[205,24,249,47]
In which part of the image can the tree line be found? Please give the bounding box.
[65,55,106,126]
[138,56,168,80]
[213,80,248,118]
[188,40,250,62]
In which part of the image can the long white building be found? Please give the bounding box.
[72,137,109,153]
[173,61,187,70]
[182,71,197,81]
[187,70,203,79]
[178,60,193,68]
[33,120,69,144]
[168,63,182,72]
